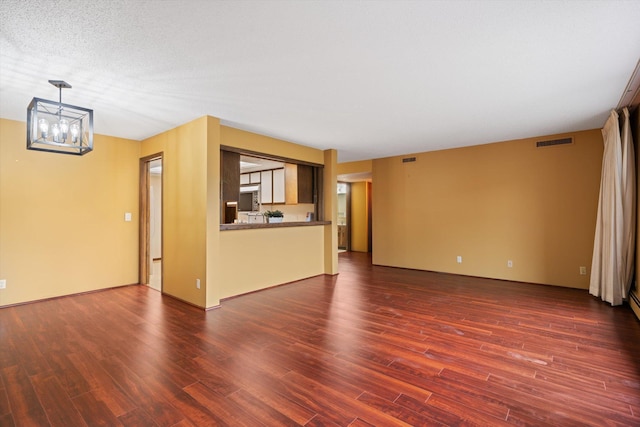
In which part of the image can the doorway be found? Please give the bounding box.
[337,182,350,252]
[140,154,163,291]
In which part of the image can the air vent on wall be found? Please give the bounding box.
[402,157,417,163]
[536,137,573,148]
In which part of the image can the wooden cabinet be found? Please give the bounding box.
[259,168,285,204]
[283,163,314,205]
[297,164,314,204]
[338,225,348,249]
[284,164,298,204]
[243,165,314,205]
[260,170,273,204]
[221,150,240,223]
[241,172,262,185]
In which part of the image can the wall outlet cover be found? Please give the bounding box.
[0,279,6,289]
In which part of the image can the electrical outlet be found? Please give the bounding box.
[579,266,587,275]
[0,279,6,289]
[456,256,462,264]
[196,279,201,289]
[507,260,513,268]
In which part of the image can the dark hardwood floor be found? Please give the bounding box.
[1,252,639,426]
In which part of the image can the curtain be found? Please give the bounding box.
[590,108,636,305]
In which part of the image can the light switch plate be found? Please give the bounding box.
[124,212,132,222]
[0,279,6,289]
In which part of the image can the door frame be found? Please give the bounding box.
[139,152,163,286]
[338,181,351,251]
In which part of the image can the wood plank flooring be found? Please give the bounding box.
[1,251,639,426]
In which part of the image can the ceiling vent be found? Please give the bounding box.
[536,137,573,148]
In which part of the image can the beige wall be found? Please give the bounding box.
[0,118,140,306]
[337,159,372,175]
[324,149,338,274]
[205,116,222,308]
[350,181,369,252]
[8,109,604,307]
[140,116,212,308]
[0,116,334,309]
[221,125,324,165]
[215,127,336,301]
[373,129,603,289]
[219,226,325,299]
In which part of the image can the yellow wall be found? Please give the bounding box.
[0,118,139,306]
[324,149,338,274]
[140,117,211,308]
[372,129,603,289]
[221,126,324,165]
[205,116,222,308]
[214,127,336,301]
[350,181,369,252]
[337,159,372,175]
[219,226,325,299]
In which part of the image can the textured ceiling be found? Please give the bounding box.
[1,0,639,162]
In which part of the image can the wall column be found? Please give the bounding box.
[323,149,338,274]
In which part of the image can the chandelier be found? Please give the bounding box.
[27,80,93,155]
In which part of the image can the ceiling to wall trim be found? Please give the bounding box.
[617,59,640,110]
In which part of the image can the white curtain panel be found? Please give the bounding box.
[590,108,636,305]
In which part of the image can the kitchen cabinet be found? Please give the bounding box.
[284,163,314,205]
[221,150,240,223]
[273,168,285,203]
[297,164,314,204]
[259,168,285,204]
[240,172,262,185]
[338,225,348,249]
[260,170,273,204]
[285,163,298,204]
[247,165,313,205]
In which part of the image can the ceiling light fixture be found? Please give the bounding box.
[27,80,93,155]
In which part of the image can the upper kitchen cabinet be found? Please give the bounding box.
[297,164,314,204]
[284,163,314,205]
[273,168,285,203]
[284,164,298,204]
[256,168,284,204]
[260,170,274,204]
[251,164,313,205]
[221,150,241,223]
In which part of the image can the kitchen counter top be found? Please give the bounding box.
[220,220,331,231]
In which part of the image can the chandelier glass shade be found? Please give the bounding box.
[27,80,93,155]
